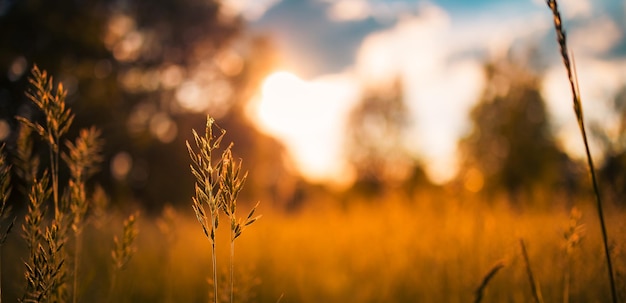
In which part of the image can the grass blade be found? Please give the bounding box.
[545,2,617,302]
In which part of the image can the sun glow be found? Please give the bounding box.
[251,70,359,186]
[258,71,313,132]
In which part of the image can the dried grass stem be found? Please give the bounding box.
[546,1,617,302]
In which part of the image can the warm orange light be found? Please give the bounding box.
[463,167,484,193]
[261,71,301,101]
[253,70,359,187]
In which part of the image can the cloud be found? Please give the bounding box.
[247,0,626,186]
[561,0,593,18]
[327,0,370,21]
[542,57,626,160]
[348,1,602,183]
[355,6,450,82]
[221,0,282,21]
[352,5,485,183]
[322,0,418,22]
[446,9,551,59]
[570,17,622,55]
[531,0,592,18]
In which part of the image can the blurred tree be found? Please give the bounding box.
[345,77,429,196]
[458,58,579,205]
[595,87,626,205]
[0,0,296,211]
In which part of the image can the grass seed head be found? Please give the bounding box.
[112,213,139,271]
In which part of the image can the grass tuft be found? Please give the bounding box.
[13,65,126,303]
[188,115,260,303]
[17,65,74,219]
[20,172,62,303]
[187,116,225,303]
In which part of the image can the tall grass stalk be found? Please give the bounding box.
[62,128,103,303]
[562,207,585,303]
[219,147,259,303]
[188,116,260,303]
[187,116,226,303]
[220,147,243,303]
[17,65,74,220]
[545,1,617,302]
[520,239,544,303]
[473,260,505,303]
[110,213,139,299]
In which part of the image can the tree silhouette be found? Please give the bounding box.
[458,58,576,205]
[596,87,626,205]
[345,78,428,195]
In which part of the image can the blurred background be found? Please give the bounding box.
[2,1,626,301]
[2,0,626,211]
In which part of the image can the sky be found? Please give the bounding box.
[224,0,626,186]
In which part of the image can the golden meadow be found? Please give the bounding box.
[1,1,625,302]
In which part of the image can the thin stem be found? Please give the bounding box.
[208,190,218,303]
[474,261,504,303]
[1,245,3,303]
[546,1,617,301]
[211,242,218,303]
[50,150,59,219]
[73,231,82,303]
[563,258,570,303]
[520,239,544,303]
[580,123,617,302]
[109,270,117,301]
[230,236,234,303]
[208,189,218,303]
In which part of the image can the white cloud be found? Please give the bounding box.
[542,57,626,161]
[531,0,592,18]
[449,10,551,59]
[353,5,485,183]
[322,0,417,22]
[562,0,593,18]
[221,0,282,21]
[355,5,449,80]
[570,17,622,55]
[327,0,370,21]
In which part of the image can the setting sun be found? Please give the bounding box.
[3,0,626,302]
[261,71,301,99]
[257,71,310,132]
[251,70,359,186]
